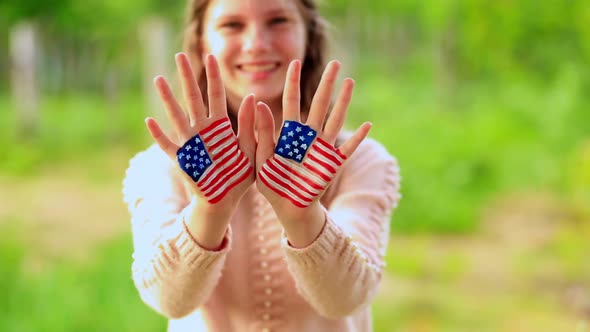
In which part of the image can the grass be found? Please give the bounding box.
[0,226,167,332]
[1,216,588,331]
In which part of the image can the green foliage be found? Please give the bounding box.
[0,94,148,175]
[347,60,589,232]
[0,1,588,232]
[324,1,590,79]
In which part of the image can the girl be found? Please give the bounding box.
[122,0,401,331]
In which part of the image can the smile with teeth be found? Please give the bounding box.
[239,63,279,73]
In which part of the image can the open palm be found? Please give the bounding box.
[255,59,372,215]
[145,53,256,207]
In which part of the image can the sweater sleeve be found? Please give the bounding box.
[281,137,401,318]
[122,144,231,319]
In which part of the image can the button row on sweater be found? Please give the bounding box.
[254,194,273,331]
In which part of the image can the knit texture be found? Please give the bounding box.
[122,137,401,331]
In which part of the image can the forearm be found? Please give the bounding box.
[183,195,234,250]
[281,215,383,318]
[131,199,232,319]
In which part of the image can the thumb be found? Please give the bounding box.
[255,101,276,173]
[236,94,256,161]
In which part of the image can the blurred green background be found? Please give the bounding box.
[1,0,589,331]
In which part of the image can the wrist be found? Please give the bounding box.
[278,202,326,248]
[274,201,321,224]
[183,195,234,251]
[191,194,235,221]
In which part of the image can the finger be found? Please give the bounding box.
[338,122,372,157]
[282,59,301,122]
[307,60,340,130]
[154,75,190,136]
[323,78,354,144]
[175,52,207,126]
[205,54,228,118]
[237,94,257,160]
[255,102,276,173]
[145,117,178,160]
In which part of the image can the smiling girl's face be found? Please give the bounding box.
[200,0,307,111]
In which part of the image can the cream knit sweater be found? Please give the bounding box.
[122,137,401,332]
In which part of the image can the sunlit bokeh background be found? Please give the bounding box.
[1,1,589,331]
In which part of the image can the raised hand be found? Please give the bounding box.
[255,59,372,215]
[145,53,256,206]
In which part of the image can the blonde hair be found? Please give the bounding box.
[182,0,329,122]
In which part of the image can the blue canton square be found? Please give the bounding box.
[177,134,213,182]
[274,120,317,163]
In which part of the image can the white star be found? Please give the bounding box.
[294,148,299,154]
[301,144,308,149]
[186,155,192,160]
[200,150,205,156]
[199,164,205,169]
[281,135,287,141]
[278,148,284,152]
[205,159,211,164]
[185,163,191,168]
[296,154,302,160]
[192,163,197,168]
[199,158,203,162]
[178,152,185,159]
[185,145,192,151]
[308,132,314,136]
[193,171,199,177]
[194,138,201,144]
[296,126,302,132]
[288,151,294,156]
[299,136,305,141]
[287,131,294,137]
[193,146,198,152]
[285,144,291,149]
[285,122,290,127]
[293,141,299,147]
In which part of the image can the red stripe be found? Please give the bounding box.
[201,118,229,137]
[311,144,343,167]
[208,165,252,204]
[197,146,238,186]
[316,138,346,161]
[273,157,324,191]
[203,126,232,144]
[199,152,243,189]
[213,140,238,158]
[267,160,318,197]
[261,165,313,203]
[208,133,233,152]
[203,155,248,194]
[303,162,332,182]
[307,153,337,174]
[259,171,307,208]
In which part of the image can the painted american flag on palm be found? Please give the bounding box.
[259,120,347,208]
[176,118,252,204]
